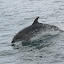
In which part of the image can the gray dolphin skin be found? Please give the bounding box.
[11,17,60,43]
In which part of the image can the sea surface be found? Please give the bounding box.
[0,0,64,64]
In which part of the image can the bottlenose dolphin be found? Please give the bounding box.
[11,17,60,43]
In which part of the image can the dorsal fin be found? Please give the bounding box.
[32,17,39,25]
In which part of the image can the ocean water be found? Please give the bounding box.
[0,0,64,64]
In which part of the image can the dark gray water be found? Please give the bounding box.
[0,0,64,64]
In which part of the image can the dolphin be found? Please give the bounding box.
[11,17,60,43]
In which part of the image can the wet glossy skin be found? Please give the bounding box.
[11,17,60,43]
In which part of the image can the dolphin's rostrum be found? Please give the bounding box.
[11,17,60,43]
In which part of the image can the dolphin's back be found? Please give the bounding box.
[11,17,60,43]
[14,23,59,41]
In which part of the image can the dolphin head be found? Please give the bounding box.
[11,38,16,43]
[11,40,14,43]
